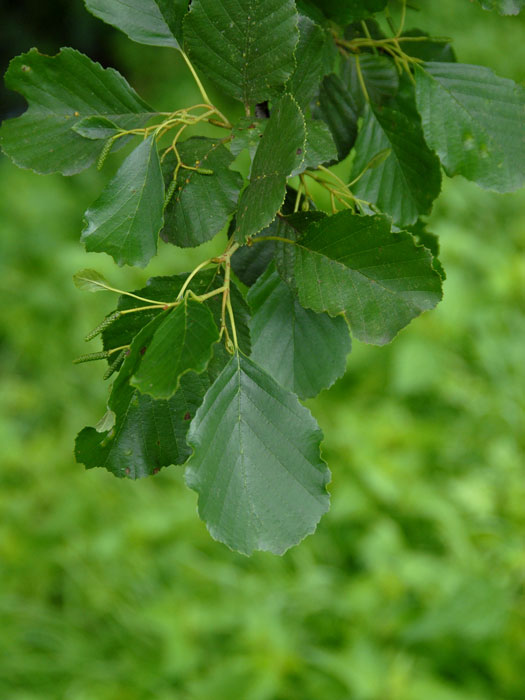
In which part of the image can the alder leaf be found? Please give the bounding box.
[291,119,338,176]
[286,15,330,110]
[72,116,121,140]
[230,118,267,160]
[299,0,387,24]
[415,62,525,193]
[84,0,186,47]
[341,54,399,114]
[73,269,112,293]
[102,270,251,358]
[131,298,220,399]
[184,0,299,105]
[161,137,243,248]
[185,353,330,555]
[81,136,164,267]
[352,104,442,226]
[286,211,443,345]
[235,94,306,243]
[248,264,351,398]
[76,316,209,478]
[313,73,359,161]
[0,48,156,175]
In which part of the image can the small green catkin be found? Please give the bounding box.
[97,138,114,170]
[164,179,178,209]
[84,311,122,342]
[103,349,127,380]
[73,351,111,365]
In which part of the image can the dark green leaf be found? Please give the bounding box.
[313,74,359,161]
[352,104,442,225]
[85,0,186,47]
[235,95,306,243]
[185,353,330,555]
[81,136,164,267]
[230,118,267,160]
[131,298,219,399]
[341,54,399,114]
[76,316,209,478]
[415,62,525,193]
[102,270,251,357]
[299,0,387,24]
[231,234,275,287]
[0,48,155,175]
[286,15,330,110]
[401,30,456,63]
[291,119,338,176]
[287,211,443,345]
[248,264,351,398]
[161,137,243,248]
[273,211,327,292]
[405,220,446,280]
[184,0,299,105]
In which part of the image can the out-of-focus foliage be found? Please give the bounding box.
[1,2,524,698]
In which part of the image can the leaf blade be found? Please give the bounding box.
[185,353,330,555]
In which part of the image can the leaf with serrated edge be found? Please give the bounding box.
[72,116,120,140]
[131,298,219,399]
[248,264,351,398]
[185,353,330,555]
[85,0,186,47]
[291,119,338,176]
[415,62,525,193]
[290,211,443,345]
[0,48,156,175]
[184,0,299,104]
[76,316,209,478]
[313,73,358,161]
[352,104,442,226]
[81,136,164,267]
[286,15,330,110]
[161,137,243,248]
[235,95,306,243]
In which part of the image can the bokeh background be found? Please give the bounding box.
[1,2,525,698]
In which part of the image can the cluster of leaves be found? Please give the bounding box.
[1,0,524,555]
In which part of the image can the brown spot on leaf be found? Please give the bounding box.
[184,412,191,420]
[125,467,131,476]
[140,346,147,356]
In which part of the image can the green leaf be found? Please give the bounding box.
[300,0,387,24]
[248,264,351,398]
[81,136,164,267]
[161,137,243,248]
[230,118,267,160]
[400,30,456,63]
[102,270,251,358]
[352,104,442,226]
[415,62,525,193]
[0,48,155,175]
[76,316,209,478]
[184,0,299,105]
[341,54,399,114]
[185,353,330,555]
[85,0,186,47]
[235,95,306,243]
[131,298,219,399]
[313,74,359,161]
[273,211,327,292]
[286,16,330,110]
[73,268,112,293]
[291,119,338,176]
[72,116,121,140]
[475,0,524,14]
[285,211,443,345]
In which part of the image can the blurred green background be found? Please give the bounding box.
[1,2,525,698]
